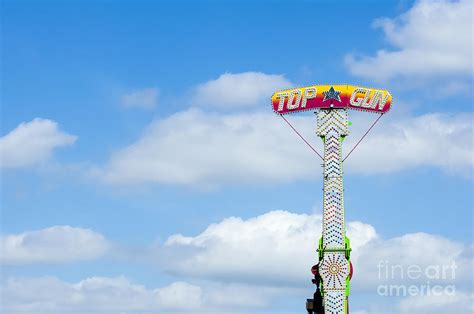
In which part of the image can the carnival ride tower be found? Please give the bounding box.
[271,85,392,314]
[315,109,351,313]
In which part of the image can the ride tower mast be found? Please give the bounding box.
[271,85,392,314]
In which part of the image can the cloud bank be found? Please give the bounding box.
[98,109,473,186]
[1,276,279,313]
[2,211,472,313]
[161,210,472,291]
[345,0,473,82]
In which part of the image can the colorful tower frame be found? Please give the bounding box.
[316,108,351,313]
[271,85,392,314]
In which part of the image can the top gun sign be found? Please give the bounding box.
[271,85,392,115]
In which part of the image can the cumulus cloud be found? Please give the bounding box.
[191,72,292,109]
[353,232,472,291]
[0,276,278,313]
[121,87,159,109]
[344,112,473,176]
[158,210,473,312]
[160,211,473,293]
[1,276,198,312]
[97,109,317,186]
[398,291,474,313]
[0,118,77,168]
[2,212,472,312]
[0,226,109,264]
[162,210,376,286]
[345,0,473,82]
[97,109,473,186]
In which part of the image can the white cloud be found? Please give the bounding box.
[97,109,473,186]
[0,118,77,168]
[2,212,472,312]
[191,72,292,108]
[121,87,159,109]
[158,210,473,313]
[0,276,277,313]
[345,0,473,81]
[162,210,377,286]
[97,109,317,186]
[1,276,197,312]
[344,112,473,176]
[353,232,472,291]
[398,291,474,313]
[0,226,109,264]
[160,210,473,294]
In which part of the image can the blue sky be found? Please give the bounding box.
[1,0,473,313]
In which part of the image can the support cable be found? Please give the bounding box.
[343,113,384,162]
[280,114,324,160]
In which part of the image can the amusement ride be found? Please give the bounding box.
[271,85,392,314]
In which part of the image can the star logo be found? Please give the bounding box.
[322,86,342,102]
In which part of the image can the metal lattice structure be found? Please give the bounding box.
[317,109,351,313]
